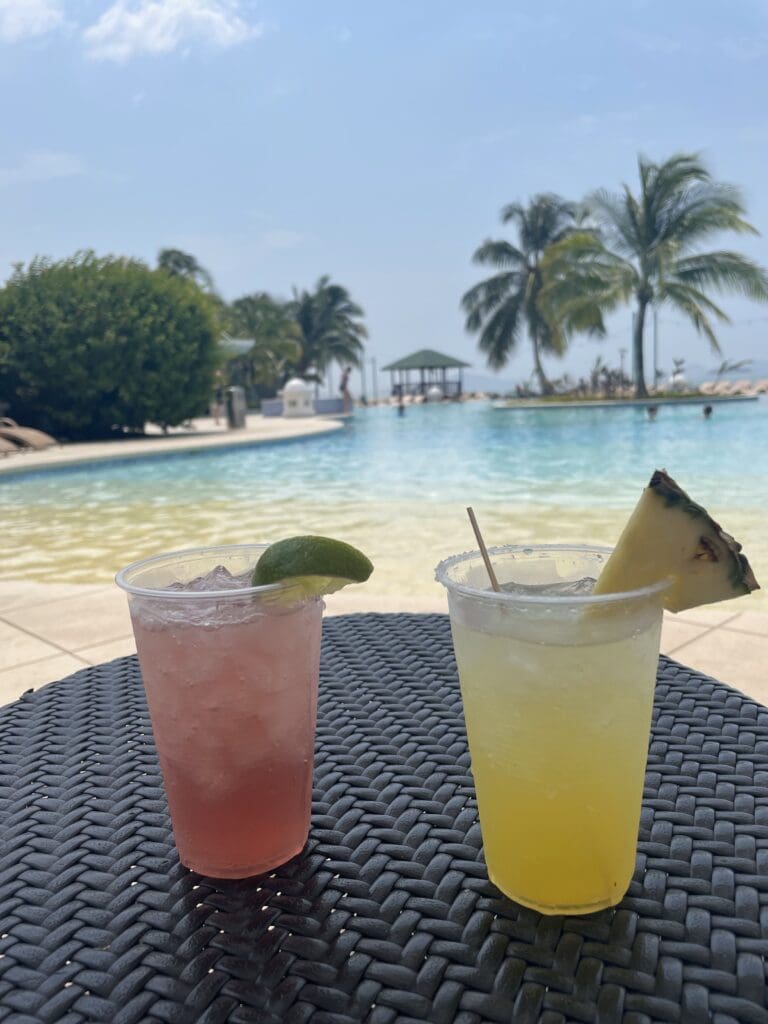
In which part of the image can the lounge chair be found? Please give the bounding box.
[0,436,19,456]
[0,417,57,451]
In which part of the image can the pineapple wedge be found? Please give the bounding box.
[593,470,759,613]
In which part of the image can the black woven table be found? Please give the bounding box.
[1,613,767,1024]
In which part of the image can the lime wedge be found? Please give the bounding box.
[252,535,373,598]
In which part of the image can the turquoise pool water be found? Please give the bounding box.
[3,399,767,605]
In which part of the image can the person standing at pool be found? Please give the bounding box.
[703,405,713,419]
[211,375,224,425]
[339,366,353,413]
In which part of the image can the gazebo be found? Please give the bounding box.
[382,349,470,398]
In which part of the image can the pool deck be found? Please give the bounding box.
[0,412,344,477]
[0,581,766,708]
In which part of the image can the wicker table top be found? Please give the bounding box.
[1,612,767,1024]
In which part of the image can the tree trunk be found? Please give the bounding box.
[531,339,554,395]
[632,299,649,399]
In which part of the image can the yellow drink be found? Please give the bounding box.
[437,545,666,915]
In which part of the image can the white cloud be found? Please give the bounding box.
[0,150,85,188]
[0,0,63,43]
[84,0,263,62]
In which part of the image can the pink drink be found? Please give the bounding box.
[117,545,323,878]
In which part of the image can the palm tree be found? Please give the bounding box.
[289,276,367,379]
[713,357,752,382]
[226,293,302,392]
[461,194,580,395]
[158,248,215,293]
[542,153,768,398]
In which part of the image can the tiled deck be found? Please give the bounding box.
[1,580,765,708]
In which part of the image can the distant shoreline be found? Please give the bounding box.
[492,395,760,411]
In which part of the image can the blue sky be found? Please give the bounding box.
[2,0,768,393]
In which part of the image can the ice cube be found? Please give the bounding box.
[499,577,596,597]
[167,565,251,593]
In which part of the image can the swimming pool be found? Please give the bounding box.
[3,400,767,608]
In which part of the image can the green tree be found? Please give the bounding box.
[289,276,367,379]
[713,357,752,381]
[0,251,219,439]
[542,153,768,397]
[225,293,302,396]
[461,194,579,395]
[158,248,215,292]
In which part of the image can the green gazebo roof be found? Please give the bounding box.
[381,349,470,372]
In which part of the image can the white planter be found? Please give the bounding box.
[282,378,315,418]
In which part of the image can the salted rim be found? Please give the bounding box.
[435,543,671,606]
[115,543,293,600]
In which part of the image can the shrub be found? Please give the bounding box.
[0,251,219,440]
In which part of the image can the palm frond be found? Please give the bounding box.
[671,251,768,300]
[471,239,527,268]
[461,272,524,330]
[640,152,710,223]
[655,184,756,253]
[657,282,727,352]
[499,201,526,229]
[476,290,525,370]
[626,185,647,250]
[586,188,640,256]
[501,194,577,256]
[543,233,637,284]
[657,280,729,321]
[540,233,636,333]
[557,301,608,337]
[524,289,569,356]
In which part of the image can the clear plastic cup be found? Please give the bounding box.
[116,544,322,878]
[436,544,668,915]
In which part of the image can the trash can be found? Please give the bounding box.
[225,386,247,429]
